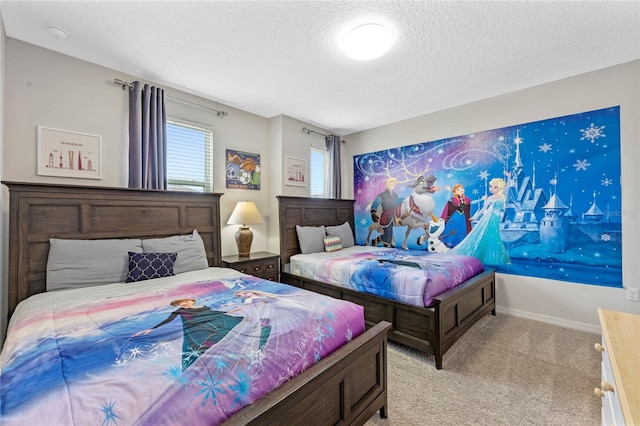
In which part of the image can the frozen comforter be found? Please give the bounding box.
[0,268,365,425]
[291,246,484,307]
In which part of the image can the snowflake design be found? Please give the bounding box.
[580,123,606,143]
[538,143,553,153]
[228,370,252,408]
[602,178,613,186]
[197,375,227,407]
[600,234,612,242]
[163,365,189,386]
[478,170,489,180]
[573,159,591,171]
[345,327,353,341]
[247,348,267,366]
[99,400,122,426]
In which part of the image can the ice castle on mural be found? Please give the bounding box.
[476,135,621,254]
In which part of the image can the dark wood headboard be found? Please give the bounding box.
[277,196,354,267]
[3,181,223,319]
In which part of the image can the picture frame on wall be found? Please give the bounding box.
[37,126,102,179]
[225,149,261,190]
[285,156,307,187]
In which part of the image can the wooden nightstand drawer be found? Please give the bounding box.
[221,251,280,281]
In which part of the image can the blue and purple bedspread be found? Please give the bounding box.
[292,247,484,307]
[0,268,365,425]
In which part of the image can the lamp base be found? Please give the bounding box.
[235,226,253,257]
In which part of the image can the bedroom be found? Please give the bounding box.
[0,1,638,424]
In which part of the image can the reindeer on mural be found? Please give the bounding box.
[368,156,445,251]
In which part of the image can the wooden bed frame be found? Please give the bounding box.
[2,181,390,426]
[277,195,496,370]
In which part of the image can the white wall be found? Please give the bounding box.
[343,61,640,332]
[2,38,276,255]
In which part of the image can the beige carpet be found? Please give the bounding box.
[366,314,601,426]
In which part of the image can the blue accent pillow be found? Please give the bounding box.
[126,252,177,283]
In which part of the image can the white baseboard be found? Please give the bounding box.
[496,306,601,334]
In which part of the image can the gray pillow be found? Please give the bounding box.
[47,238,144,291]
[326,221,355,248]
[142,229,209,274]
[296,225,326,254]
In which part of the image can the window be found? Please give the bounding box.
[310,146,328,198]
[166,118,213,192]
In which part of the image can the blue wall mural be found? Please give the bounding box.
[353,106,622,287]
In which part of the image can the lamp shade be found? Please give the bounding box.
[227,201,264,225]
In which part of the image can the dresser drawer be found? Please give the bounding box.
[601,337,625,426]
[221,252,281,281]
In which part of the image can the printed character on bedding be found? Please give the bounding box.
[232,289,323,345]
[133,298,245,370]
[451,177,510,265]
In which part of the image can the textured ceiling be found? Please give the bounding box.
[1,1,639,135]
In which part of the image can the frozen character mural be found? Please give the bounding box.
[440,184,474,248]
[418,217,450,253]
[396,174,440,250]
[368,177,399,247]
[451,177,510,265]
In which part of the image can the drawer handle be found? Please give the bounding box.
[267,265,273,269]
[594,343,605,352]
[594,387,606,397]
[601,381,615,392]
[254,267,260,271]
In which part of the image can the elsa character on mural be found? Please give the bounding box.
[451,177,510,265]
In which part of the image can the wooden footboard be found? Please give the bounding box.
[225,321,391,425]
[282,269,495,369]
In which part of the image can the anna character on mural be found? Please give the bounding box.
[133,298,245,370]
[440,183,474,248]
[451,177,510,265]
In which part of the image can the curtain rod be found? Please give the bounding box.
[302,127,345,143]
[113,78,228,117]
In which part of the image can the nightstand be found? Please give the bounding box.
[221,251,280,281]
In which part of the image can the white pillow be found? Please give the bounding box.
[326,221,355,248]
[47,238,144,291]
[142,229,209,274]
[295,225,326,254]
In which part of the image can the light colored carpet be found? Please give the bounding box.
[366,314,601,426]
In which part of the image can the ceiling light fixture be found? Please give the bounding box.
[47,26,68,39]
[340,23,393,61]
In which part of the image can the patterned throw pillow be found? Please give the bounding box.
[126,252,177,283]
[323,236,343,252]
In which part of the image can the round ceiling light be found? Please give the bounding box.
[340,23,393,61]
[47,26,68,39]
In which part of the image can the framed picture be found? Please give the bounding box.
[37,126,102,179]
[225,149,261,190]
[285,156,307,187]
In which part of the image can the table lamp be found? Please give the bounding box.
[227,201,264,257]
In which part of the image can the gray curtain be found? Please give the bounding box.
[128,81,167,189]
[325,134,342,198]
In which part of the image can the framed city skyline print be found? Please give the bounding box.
[285,156,307,187]
[37,126,102,179]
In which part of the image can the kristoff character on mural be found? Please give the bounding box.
[370,177,399,247]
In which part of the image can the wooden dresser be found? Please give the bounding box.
[595,309,640,426]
